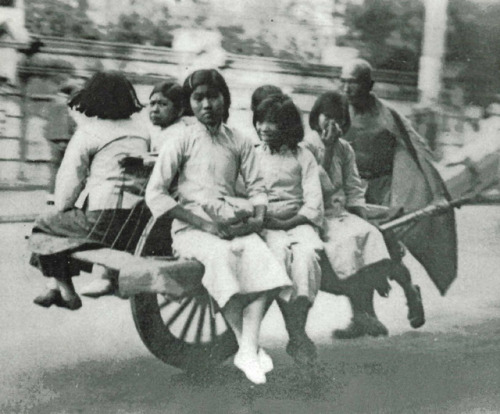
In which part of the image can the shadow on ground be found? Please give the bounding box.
[4,319,499,414]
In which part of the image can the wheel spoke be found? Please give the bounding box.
[179,301,200,342]
[209,297,217,341]
[195,302,207,344]
[164,297,194,328]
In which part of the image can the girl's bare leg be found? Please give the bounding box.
[232,293,269,384]
[222,296,244,345]
[54,275,82,310]
[223,295,274,376]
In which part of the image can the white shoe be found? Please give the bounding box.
[80,279,114,298]
[258,348,274,373]
[234,352,266,385]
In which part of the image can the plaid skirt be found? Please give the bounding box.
[29,201,151,278]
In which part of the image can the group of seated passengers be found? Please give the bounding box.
[29,67,424,385]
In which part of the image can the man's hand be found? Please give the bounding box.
[120,173,149,196]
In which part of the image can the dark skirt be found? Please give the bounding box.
[29,201,151,278]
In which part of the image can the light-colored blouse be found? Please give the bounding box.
[55,113,149,212]
[324,138,366,209]
[145,119,267,232]
[255,144,324,228]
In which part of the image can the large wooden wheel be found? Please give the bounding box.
[129,216,238,371]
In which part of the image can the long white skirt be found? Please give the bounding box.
[261,224,323,303]
[323,212,390,281]
[172,226,292,308]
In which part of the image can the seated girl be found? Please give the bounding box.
[309,91,398,339]
[148,80,186,153]
[145,69,291,385]
[253,94,324,366]
[30,71,150,310]
[80,80,187,298]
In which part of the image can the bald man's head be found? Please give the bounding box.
[340,59,374,107]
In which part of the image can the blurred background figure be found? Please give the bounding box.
[44,79,82,194]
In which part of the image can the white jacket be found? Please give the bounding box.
[55,113,150,212]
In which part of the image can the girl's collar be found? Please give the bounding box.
[263,142,290,155]
[194,117,223,137]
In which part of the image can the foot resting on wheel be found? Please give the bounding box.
[406,285,425,328]
[333,313,389,340]
[234,351,267,384]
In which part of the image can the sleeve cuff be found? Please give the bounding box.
[146,195,178,219]
[298,206,323,228]
[249,193,268,208]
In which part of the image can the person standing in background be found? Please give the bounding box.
[44,80,81,194]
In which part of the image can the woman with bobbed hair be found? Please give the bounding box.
[146,69,291,385]
[30,71,150,310]
[253,94,324,366]
[311,91,419,339]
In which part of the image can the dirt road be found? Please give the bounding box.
[1,205,499,413]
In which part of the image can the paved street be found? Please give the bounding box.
[1,205,499,413]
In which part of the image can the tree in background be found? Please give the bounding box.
[339,0,500,107]
[338,0,424,72]
[106,8,175,47]
[25,0,100,40]
[445,0,500,107]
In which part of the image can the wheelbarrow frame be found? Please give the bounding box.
[72,195,469,371]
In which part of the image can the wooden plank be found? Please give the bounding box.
[72,248,205,298]
[72,248,137,271]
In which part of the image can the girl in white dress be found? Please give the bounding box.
[145,70,291,384]
[310,92,416,339]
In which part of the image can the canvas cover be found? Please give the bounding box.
[386,100,457,294]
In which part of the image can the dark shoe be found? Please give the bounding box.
[33,289,63,308]
[333,317,365,339]
[286,335,317,366]
[57,294,82,311]
[361,314,389,337]
[333,313,388,340]
[407,285,425,328]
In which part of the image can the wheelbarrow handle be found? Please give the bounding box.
[379,195,472,233]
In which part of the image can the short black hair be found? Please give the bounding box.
[251,84,283,113]
[182,69,231,122]
[309,91,350,134]
[253,94,304,151]
[68,71,143,120]
[149,81,184,112]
